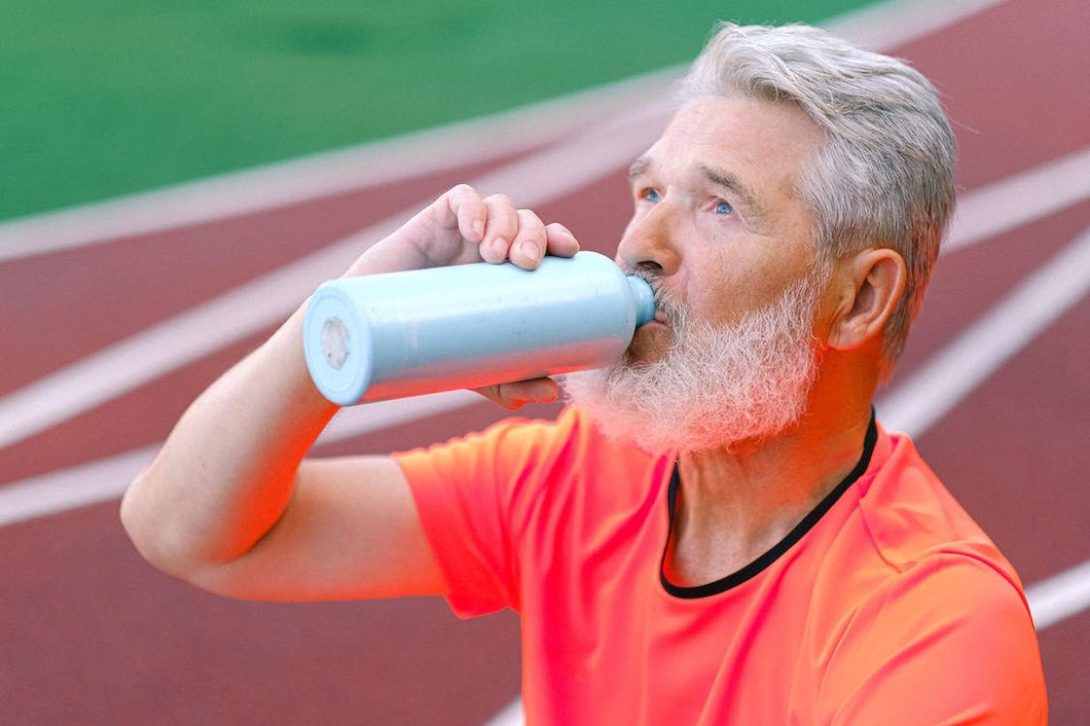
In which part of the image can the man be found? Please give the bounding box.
[121,22,1047,724]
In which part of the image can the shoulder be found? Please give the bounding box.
[849,550,1034,639]
[812,424,1047,723]
[842,424,1034,646]
[855,425,1025,592]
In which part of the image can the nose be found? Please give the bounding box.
[615,202,681,278]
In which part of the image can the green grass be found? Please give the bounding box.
[0,0,878,220]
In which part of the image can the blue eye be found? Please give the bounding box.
[641,189,661,203]
[714,200,734,215]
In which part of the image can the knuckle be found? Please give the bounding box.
[518,208,545,227]
[485,193,515,209]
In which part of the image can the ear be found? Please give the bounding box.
[826,248,906,352]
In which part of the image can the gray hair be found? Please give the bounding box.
[680,22,957,371]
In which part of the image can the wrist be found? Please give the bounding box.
[268,302,342,416]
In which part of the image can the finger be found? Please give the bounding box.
[474,384,526,411]
[474,378,559,409]
[544,222,580,258]
[444,184,486,243]
[480,193,519,263]
[512,377,560,403]
[510,209,548,270]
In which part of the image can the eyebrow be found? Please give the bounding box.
[697,163,765,218]
[628,154,651,181]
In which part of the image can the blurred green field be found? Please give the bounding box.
[0,0,877,221]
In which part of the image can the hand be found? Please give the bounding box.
[343,184,580,276]
[344,184,580,409]
[476,377,562,411]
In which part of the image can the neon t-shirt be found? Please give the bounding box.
[393,407,1047,724]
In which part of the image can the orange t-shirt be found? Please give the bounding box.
[394,407,1047,724]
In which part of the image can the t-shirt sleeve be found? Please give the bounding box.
[818,554,1048,724]
[392,410,577,619]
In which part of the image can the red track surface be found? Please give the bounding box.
[3,1,1088,722]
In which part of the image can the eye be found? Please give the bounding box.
[713,200,734,215]
[639,188,662,203]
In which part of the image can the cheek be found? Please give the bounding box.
[683,262,791,326]
[678,254,745,323]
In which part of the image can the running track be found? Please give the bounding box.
[2,1,1088,723]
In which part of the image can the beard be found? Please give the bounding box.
[561,268,828,454]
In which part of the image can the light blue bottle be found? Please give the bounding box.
[303,251,655,405]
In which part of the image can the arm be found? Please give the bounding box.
[120,185,579,601]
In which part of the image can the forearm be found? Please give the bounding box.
[120,185,576,593]
[120,301,339,573]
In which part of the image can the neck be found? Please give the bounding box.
[665,351,875,586]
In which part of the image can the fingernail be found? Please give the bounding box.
[519,240,538,260]
[472,218,485,240]
[489,236,507,256]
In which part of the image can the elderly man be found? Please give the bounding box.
[122,22,1047,724]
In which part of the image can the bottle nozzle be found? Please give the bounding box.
[626,276,655,327]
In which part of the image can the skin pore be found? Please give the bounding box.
[568,95,905,586]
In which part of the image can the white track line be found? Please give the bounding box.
[0,104,671,451]
[0,389,481,528]
[482,697,526,726]
[0,445,157,527]
[946,147,1090,254]
[0,69,680,263]
[877,225,1090,438]
[829,0,1008,51]
[1026,559,1090,630]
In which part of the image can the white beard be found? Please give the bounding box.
[561,269,827,454]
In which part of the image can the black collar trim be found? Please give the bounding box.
[660,410,878,599]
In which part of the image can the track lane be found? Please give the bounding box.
[1034,605,1090,721]
[896,0,1090,190]
[908,289,1090,587]
[3,0,1089,722]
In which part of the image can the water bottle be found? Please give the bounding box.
[303,251,655,405]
